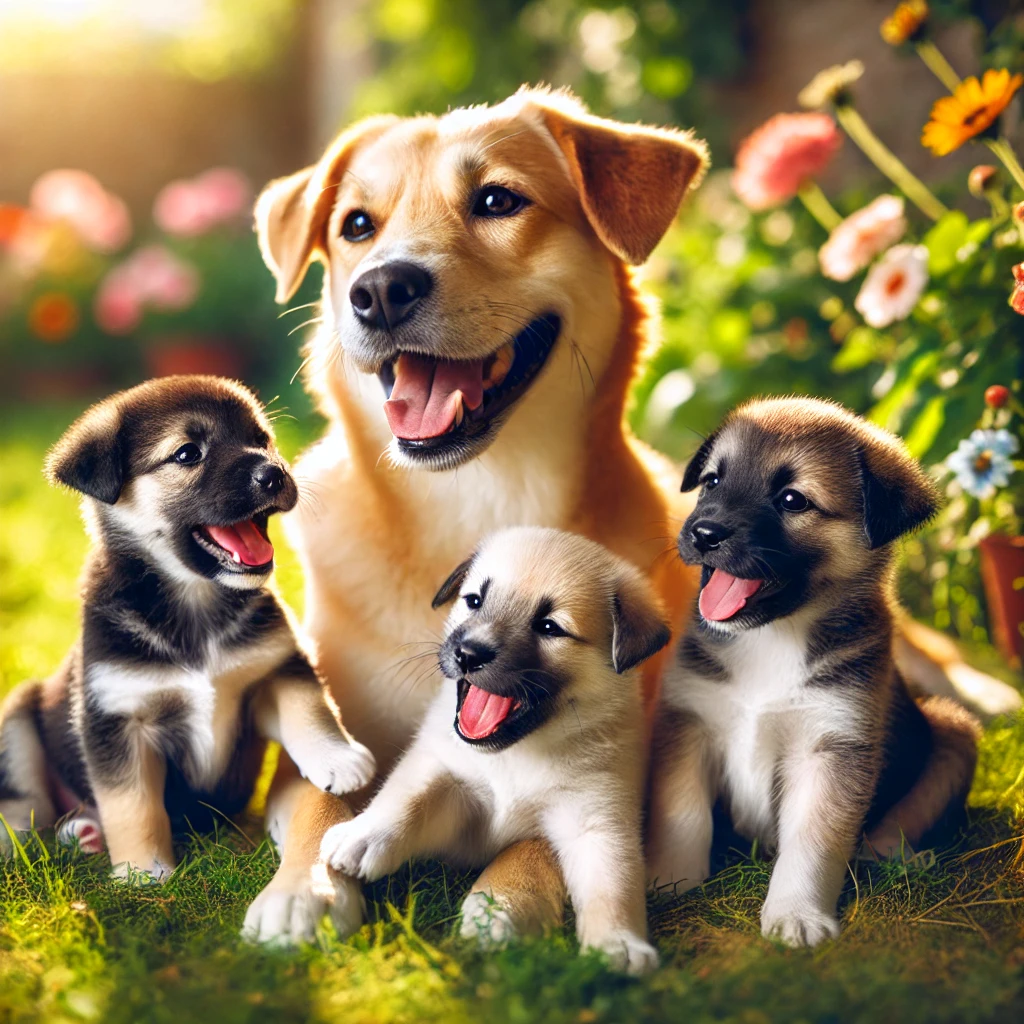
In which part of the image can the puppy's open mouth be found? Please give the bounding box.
[699,566,767,622]
[191,513,274,573]
[378,314,560,453]
[454,678,536,745]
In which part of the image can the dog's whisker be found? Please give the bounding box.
[277,301,321,319]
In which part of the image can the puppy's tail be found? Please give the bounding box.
[893,615,1021,722]
[865,696,981,858]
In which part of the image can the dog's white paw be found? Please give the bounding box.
[56,816,104,855]
[110,858,174,885]
[295,739,376,797]
[459,891,518,948]
[585,929,659,975]
[320,815,400,881]
[242,862,363,946]
[761,900,840,947]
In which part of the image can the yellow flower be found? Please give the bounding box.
[881,1,928,46]
[922,68,1024,156]
[798,61,864,110]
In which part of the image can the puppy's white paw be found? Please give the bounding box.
[295,738,376,797]
[110,858,174,885]
[761,901,840,947]
[242,862,363,946]
[585,930,659,975]
[459,891,517,948]
[57,816,104,855]
[320,815,400,881]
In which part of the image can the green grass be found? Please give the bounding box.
[2,402,1022,1023]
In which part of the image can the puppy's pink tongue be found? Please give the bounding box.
[699,569,762,622]
[384,353,485,440]
[458,684,514,740]
[204,520,274,566]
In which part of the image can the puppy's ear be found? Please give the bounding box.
[680,431,718,492]
[254,115,399,303]
[611,568,671,674]
[858,437,940,549]
[431,556,475,609]
[529,88,708,264]
[45,401,124,504]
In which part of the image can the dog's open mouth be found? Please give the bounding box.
[699,566,768,622]
[454,677,544,747]
[378,314,560,452]
[192,513,274,572]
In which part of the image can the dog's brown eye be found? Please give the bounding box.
[464,593,482,610]
[341,210,375,242]
[472,185,527,218]
[172,443,203,466]
[535,618,567,638]
[779,489,811,513]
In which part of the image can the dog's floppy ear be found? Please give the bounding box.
[255,115,399,303]
[858,434,940,549]
[680,431,718,492]
[530,89,708,264]
[610,567,671,674]
[45,400,125,504]
[431,556,475,609]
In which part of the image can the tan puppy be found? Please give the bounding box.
[647,399,981,946]
[254,87,1018,942]
[320,527,669,973]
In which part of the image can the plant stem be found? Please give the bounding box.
[915,40,962,91]
[797,180,842,231]
[835,104,948,221]
[985,138,1024,193]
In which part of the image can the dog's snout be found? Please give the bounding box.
[254,463,286,496]
[349,261,432,330]
[690,520,733,554]
[455,639,496,675]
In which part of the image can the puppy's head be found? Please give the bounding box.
[431,527,670,751]
[255,87,707,471]
[47,375,297,590]
[677,397,939,632]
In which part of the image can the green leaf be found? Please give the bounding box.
[924,211,969,277]
[832,326,882,372]
[905,394,945,458]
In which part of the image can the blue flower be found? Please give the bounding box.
[946,428,1019,499]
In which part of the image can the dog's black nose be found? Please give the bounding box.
[690,520,733,553]
[254,464,285,495]
[455,640,496,674]
[349,261,432,330]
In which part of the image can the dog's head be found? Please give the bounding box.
[46,375,297,590]
[677,397,939,632]
[431,527,670,751]
[255,87,707,471]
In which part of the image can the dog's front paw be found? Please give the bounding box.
[584,929,660,975]
[295,738,376,797]
[320,815,400,881]
[460,891,518,948]
[761,900,840,948]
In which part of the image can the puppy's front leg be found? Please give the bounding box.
[761,741,875,947]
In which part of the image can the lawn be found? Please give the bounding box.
[1,401,1022,1024]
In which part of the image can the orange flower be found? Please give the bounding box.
[922,69,1023,155]
[28,291,79,343]
[881,1,928,46]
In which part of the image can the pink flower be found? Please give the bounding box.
[732,113,842,210]
[854,244,929,328]
[153,167,251,237]
[94,276,143,334]
[819,195,908,281]
[30,170,131,253]
[94,245,199,335]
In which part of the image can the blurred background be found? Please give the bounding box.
[1,0,1022,690]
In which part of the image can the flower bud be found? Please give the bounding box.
[984,385,1010,409]
[967,164,1000,198]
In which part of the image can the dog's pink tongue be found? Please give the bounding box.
[204,520,274,566]
[458,684,514,740]
[384,353,484,440]
[699,569,762,622]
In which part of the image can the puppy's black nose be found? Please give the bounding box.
[455,640,496,674]
[349,261,432,330]
[254,464,285,495]
[690,520,733,553]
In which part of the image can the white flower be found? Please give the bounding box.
[946,428,1019,499]
[819,195,907,281]
[854,244,929,328]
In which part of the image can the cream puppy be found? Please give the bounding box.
[320,527,670,974]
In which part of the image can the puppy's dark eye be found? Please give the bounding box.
[341,210,375,242]
[535,618,567,638]
[472,185,527,218]
[702,474,720,490]
[464,594,482,610]
[172,443,203,466]
[779,489,811,513]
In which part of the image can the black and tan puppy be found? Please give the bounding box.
[647,397,980,947]
[0,376,374,943]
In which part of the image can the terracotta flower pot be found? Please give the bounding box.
[978,534,1024,670]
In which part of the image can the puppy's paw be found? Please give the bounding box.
[295,738,377,797]
[459,891,517,948]
[56,816,104,855]
[761,901,840,948]
[584,930,660,975]
[110,858,174,885]
[320,815,400,881]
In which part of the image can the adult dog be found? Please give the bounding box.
[254,86,1019,944]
